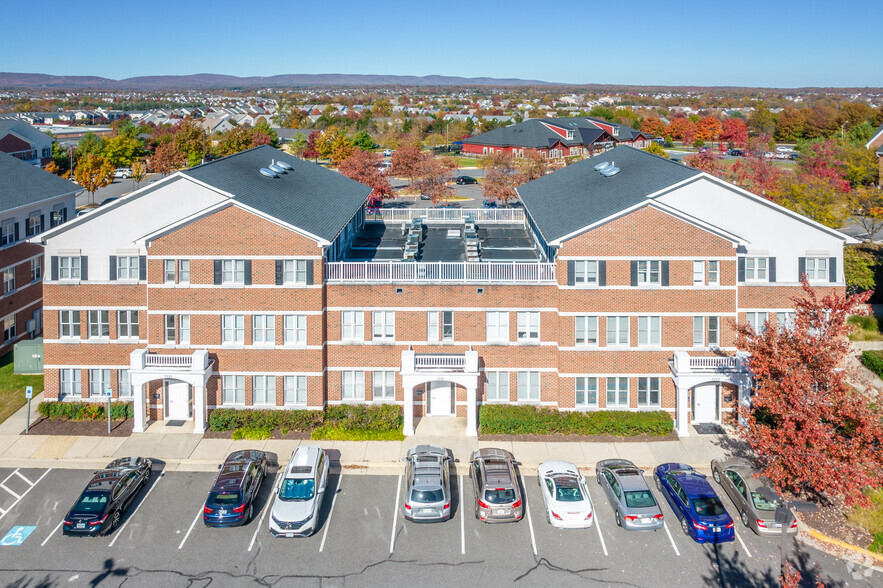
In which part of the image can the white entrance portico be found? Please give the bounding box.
[400,350,480,436]
[670,351,751,437]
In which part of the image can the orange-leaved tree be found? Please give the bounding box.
[73,153,114,204]
[337,149,393,206]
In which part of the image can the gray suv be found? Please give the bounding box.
[469,448,523,523]
[402,445,451,522]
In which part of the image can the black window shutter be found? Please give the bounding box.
[139,255,147,281]
[306,261,314,285]
[567,261,575,286]
[25,220,32,237]
[798,257,806,281]
[243,260,252,285]
[213,260,222,285]
[108,256,117,281]
[80,256,88,281]
[630,261,638,287]
[768,257,776,283]
[599,261,607,287]
[275,260,283,285]
[13,223,18,243]
[661,261,670,287]
[39,215,44,233]
[829,257,837,282]
[50,256,58,281]
[737,257,745,282]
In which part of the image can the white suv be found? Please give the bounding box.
[268,445,329,537]
[114,168,133,178]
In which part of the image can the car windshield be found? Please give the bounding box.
[554,478,584,502]
[692,496,726,516]
[411,489,444,503]
[750,492,778,512]
[624,490,657,509]
[207,491,241,506]
[484,489,516,504]
[73,491,109,513]
[279,478,315,501]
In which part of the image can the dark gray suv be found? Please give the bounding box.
[402,445,451,522]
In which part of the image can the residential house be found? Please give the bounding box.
[0,119,55,166]
[866,122,883,179]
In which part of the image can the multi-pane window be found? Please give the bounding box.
[0,219,16,246]
[163,260,175,283]
[575,316,598,346]
[117,310,139,339]
[745,257,767,281]
[637,377,660,407]
[637,261,660,285]
[284,375,307,405]
[372,371,395,400]
[485,371,509,402]
[252,315,275,345]
[284,314,306,345]
[88,310,109,338]
[178,259,190,283]
[2,316,14,341]
[516,371,540,402]
[164,315,176,343]
[746,312,768,334]
[486,311,509,343]
[118,369,132,399]
[708,261,719,285]
[693,316,704,347]
[372,311,395,341]
[222,260,245,284]
[59,256,80,280]
[59,310,80,338]
[50,205,67,227]
[179,315,190,344]
[441,311,454,342]
[776,312,795,332]
[573,260,598,285]
[89,369,110,397]
[427,311,439,342]
[342,371,365,401]
[222,315,245,344]
[60,368,80,398]
[30,258,41,282]
[606,377,629,407]
[708,316,720,346]
[26,214,41,236]
[606,316,629,346]
[252,375,276,405]
[117,256,139,280]
[283,259,308,284]
[638,316,661,347]
[222,375,245,405]
[693,261,704,286]
[805,258,828,281]
[575,377,598,407]
[517,311,539,342]
[2,268,14,294]
[341,311,364,341]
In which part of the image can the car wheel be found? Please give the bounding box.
[596,472,602,486]
[110,509,121,531]
[655,475,663,491]
[712,468,721,484]
[615,511,622,527]
[741,510,749,527]
[247,504,253,523]
[680,517,690,536]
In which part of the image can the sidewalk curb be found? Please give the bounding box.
[797,520,883,572]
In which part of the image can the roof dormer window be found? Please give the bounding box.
[566,130,574,140]
[612,127,619,137]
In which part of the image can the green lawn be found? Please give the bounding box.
[847,489,883,553]
[438,156,479,168]
[0,351,44,425]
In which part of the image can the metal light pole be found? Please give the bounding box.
[756,486,818,579]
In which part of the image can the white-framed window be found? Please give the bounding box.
[638,316,661,347]
[59,310,80,338]
[26,214,42,236]
[442,311,454,342]
[284,314,306,345]
[284,259,308,284]
[252,375,276,405]
[89,368,110,397]
[637,261,660,285]
[708,261,719,285]
[341,311,364,341]
[745,257,768,281]
[284,375,307,405]
[164,314,176,343]
[30,258,41,282]
[0,219,16,246]
[573,260,598,286]
[117,256,139,280]
[117,310,139,339]
[222,314,244,344]
[606,316,629,346]
[516,371,540,402]
[427,311,439,342]
[88,310,109,338]
[637,377,660,407]
[575,377,598,407]
[342,370,365,401]
[517,311,539,342]
[222,375,245,405]
[372,371,395,400]
[575,316,598,346]
[222,259,245,284]
[252,315,275,345]
[746,312,768,334]
[118,369,132,399]
[485,371,509,402]
[2,316,14,341]
[776,312,795,332]
[59,256,80,280]
[50,205,67,228]
[372,311,395,341]
[708,316,720,346]
[178,259,190,284]
[693,316,704,347]
[606,377,629,407]
[486,311,509,343]
[693,260,704,286]
[2,268,14,294]
[60,368,80,398]
[805,257,828,281]
[163,260,175,283]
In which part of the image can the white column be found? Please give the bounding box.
[133,382,146,433]
[675,381,690,437]
[403,384,415,436]
[193,384,206,434]
[465,384,477,437]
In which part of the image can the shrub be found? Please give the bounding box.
[478,405,672,437]
[208,404,403,434]
[231,426,272,440]
[311,425,405,441]
[862,350,883,379]
[37,401,134,421]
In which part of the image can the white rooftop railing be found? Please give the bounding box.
[326,261,556,284]
[366,208,524,223]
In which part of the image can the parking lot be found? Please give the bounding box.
[0,463,876,587]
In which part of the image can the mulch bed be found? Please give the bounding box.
[201,429,312,440]
[799,499,874,551]
[23,417,134,437]
[479,430,680,443]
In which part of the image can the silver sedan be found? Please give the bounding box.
[595,459,664,531]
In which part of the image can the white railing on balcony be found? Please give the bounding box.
[143,354,193,368]
[366,208,524,224]
[326,261,556,283]
[415,354,466,371]
[672,351,744,374]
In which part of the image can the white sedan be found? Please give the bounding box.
[537,460,594,529]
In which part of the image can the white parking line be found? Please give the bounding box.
[41,520,64,546]
[593,510,608,556]
[0,469,51,522]
[319,474,342,553]
[459,475,465,555]
[248,472,277,552]
[735,529,753,557]
[662,520,681,556]
[0,483,21,500]
[109,473,164,548]
[389,474,401,554]
[13,470,33,485]
[520,475,537,556]
[178,504,203,550]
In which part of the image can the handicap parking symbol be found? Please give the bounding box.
[0,526,36,546]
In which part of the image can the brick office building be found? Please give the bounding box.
[35,145,852,437]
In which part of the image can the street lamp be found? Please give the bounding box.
[841,120,849,139]
[755,486,818,579]
[445,120,452,149]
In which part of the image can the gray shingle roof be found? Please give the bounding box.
[517,146,701,245]
[464,117,648,149]
[181,145,371,243]
[0,152,79,212]
[0,119,54,148]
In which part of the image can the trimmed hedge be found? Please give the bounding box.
[862,350,883,380]
[209,404,403,434]
[37,401,134,421]
[479,405,673,437]
[311,426,405,441]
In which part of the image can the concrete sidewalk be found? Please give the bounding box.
[0,402,740,474]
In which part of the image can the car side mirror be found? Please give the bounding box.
[217,464,222,470]
[401,457,408,462]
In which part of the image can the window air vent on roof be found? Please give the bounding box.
[600,165,620,177]
[276,161,294,171]
[259,167,278,178]
[593,162,611,171]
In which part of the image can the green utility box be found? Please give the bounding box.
[14,337,43,374]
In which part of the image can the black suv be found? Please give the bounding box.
[204,450,268,527]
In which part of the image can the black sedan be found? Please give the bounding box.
[455,176,478,185]
[63,457,152,536]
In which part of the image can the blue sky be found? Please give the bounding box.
[2,0,878,87]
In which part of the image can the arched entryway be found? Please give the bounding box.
[400,350,480,437]
[164,379,193,421]
[129,349,213,433]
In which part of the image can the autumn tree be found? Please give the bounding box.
[351,130,375,151]
[848,185,883,240]
[412,156,454,204]
[130,161,148,189]
[390,143,426,183]
[149,141,185,176]
[644,142,668,158]
[640,116,666,137]
[685,150,725,178]
[666,117,694,143]
[102,133,144,168]
[694,116,723,144]
[336,149,393,205]
[734,279,883,508]
[303,130,321,160]
[482,152,521,205]
[521,150,550,181]
[73,153,114,204]
[771,174,848,228]
[748,102,777,137]
[775,107,805,142]
[329,131,354,166]
[729,151,782,198]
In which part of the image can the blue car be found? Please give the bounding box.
[654,463,734,543]
[203,450,268,527]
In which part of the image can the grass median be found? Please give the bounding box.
[0,351,44,425]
